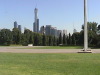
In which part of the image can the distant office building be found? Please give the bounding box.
[45,25,51,35]
[50,27,57,37]
[73,29,77,33]
[40,26,45,34]
[33,8,39,33]
[57,30,62,37]
[63,30,67,35]
[18,25,21,32]
[14,21,18,28]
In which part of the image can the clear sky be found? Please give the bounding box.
[0,0,100,34]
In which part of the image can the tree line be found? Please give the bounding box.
[0,22,100,47]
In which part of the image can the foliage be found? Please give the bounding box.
[12,28,21,44]
[0,29,12,46]
[59,33,62,45]
[82,22,98,32]
[63,34,66,45]
[0,21,100,47]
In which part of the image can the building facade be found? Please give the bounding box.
[63,30,67,35]
[18,25,21,32]
[14,21,18,28]
[50,27,57,37]
[40,26,45,34]
[57,30,62,37]
[33,8,39,33]
[45,25,51,35]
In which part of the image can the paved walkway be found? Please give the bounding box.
[0,46,100,53]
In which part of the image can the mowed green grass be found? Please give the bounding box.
[0,53,100,75]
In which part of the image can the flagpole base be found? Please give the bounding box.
[78,50,92,53]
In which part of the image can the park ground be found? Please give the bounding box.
[0,46,100,53]
[0,46,100,75]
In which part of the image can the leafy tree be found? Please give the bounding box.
[68,33,72,45]
[24,29,33,44]
[66,36,68,45]
[42,34,46,46]
[79,31,84,45]
[48,36,53,46]
[0,29,12,46]
[37,33,42,46]
[21,33,28,46]
[82,22,98,32]
[59,33,62,45]
[73,32,80,45]
[12,28,21,44]
[57,38,59,46]
[53,36,57,46]
[72,34,76,45]
[63,34,66,45]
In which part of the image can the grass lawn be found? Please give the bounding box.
[0,44,22,47]
[0,53,100,75]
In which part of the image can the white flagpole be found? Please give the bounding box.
[84,0,88,51]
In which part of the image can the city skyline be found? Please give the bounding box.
[0,0,100,34]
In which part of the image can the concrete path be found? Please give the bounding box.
[0,46,100,53]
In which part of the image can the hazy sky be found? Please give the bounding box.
[0,0,100,33]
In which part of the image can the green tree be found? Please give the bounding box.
[63,34,66,45]
[96,35,100,47]
[79,31,84,45]
[49,36,53,46]
[59,33,62,45]
[82,22,98,32]
[68,33,72,45]
[72,32,80,45]
[42,34,46,46]
[21,33,28,46]
[88,30,97,46]
[12,28,21,44]
[0,29,12,46]
[72,34,76,45]
[53,36,57,46]
[24,29,33,44]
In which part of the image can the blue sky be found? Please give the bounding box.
[0,0,100,34]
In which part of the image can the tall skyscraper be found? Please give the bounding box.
[14,21,18,28]
[45,25,51,35]
[57,30,62,37]
[33,8,39,33]
[40,26,45,34]
[18,25,21,32]
[63,30,67,35]
[50,27,57,37]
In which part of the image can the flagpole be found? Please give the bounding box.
[84,0,88,51]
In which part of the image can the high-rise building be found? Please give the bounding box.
[14,21,18,28]
[73,29,77,33]
[50,27,57,37]
[33,8,39,33]
[45,25,51,35]
[57,30,62,37]
[18,25,21,32]
[40,26,45,34]
[63,30,67,35]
